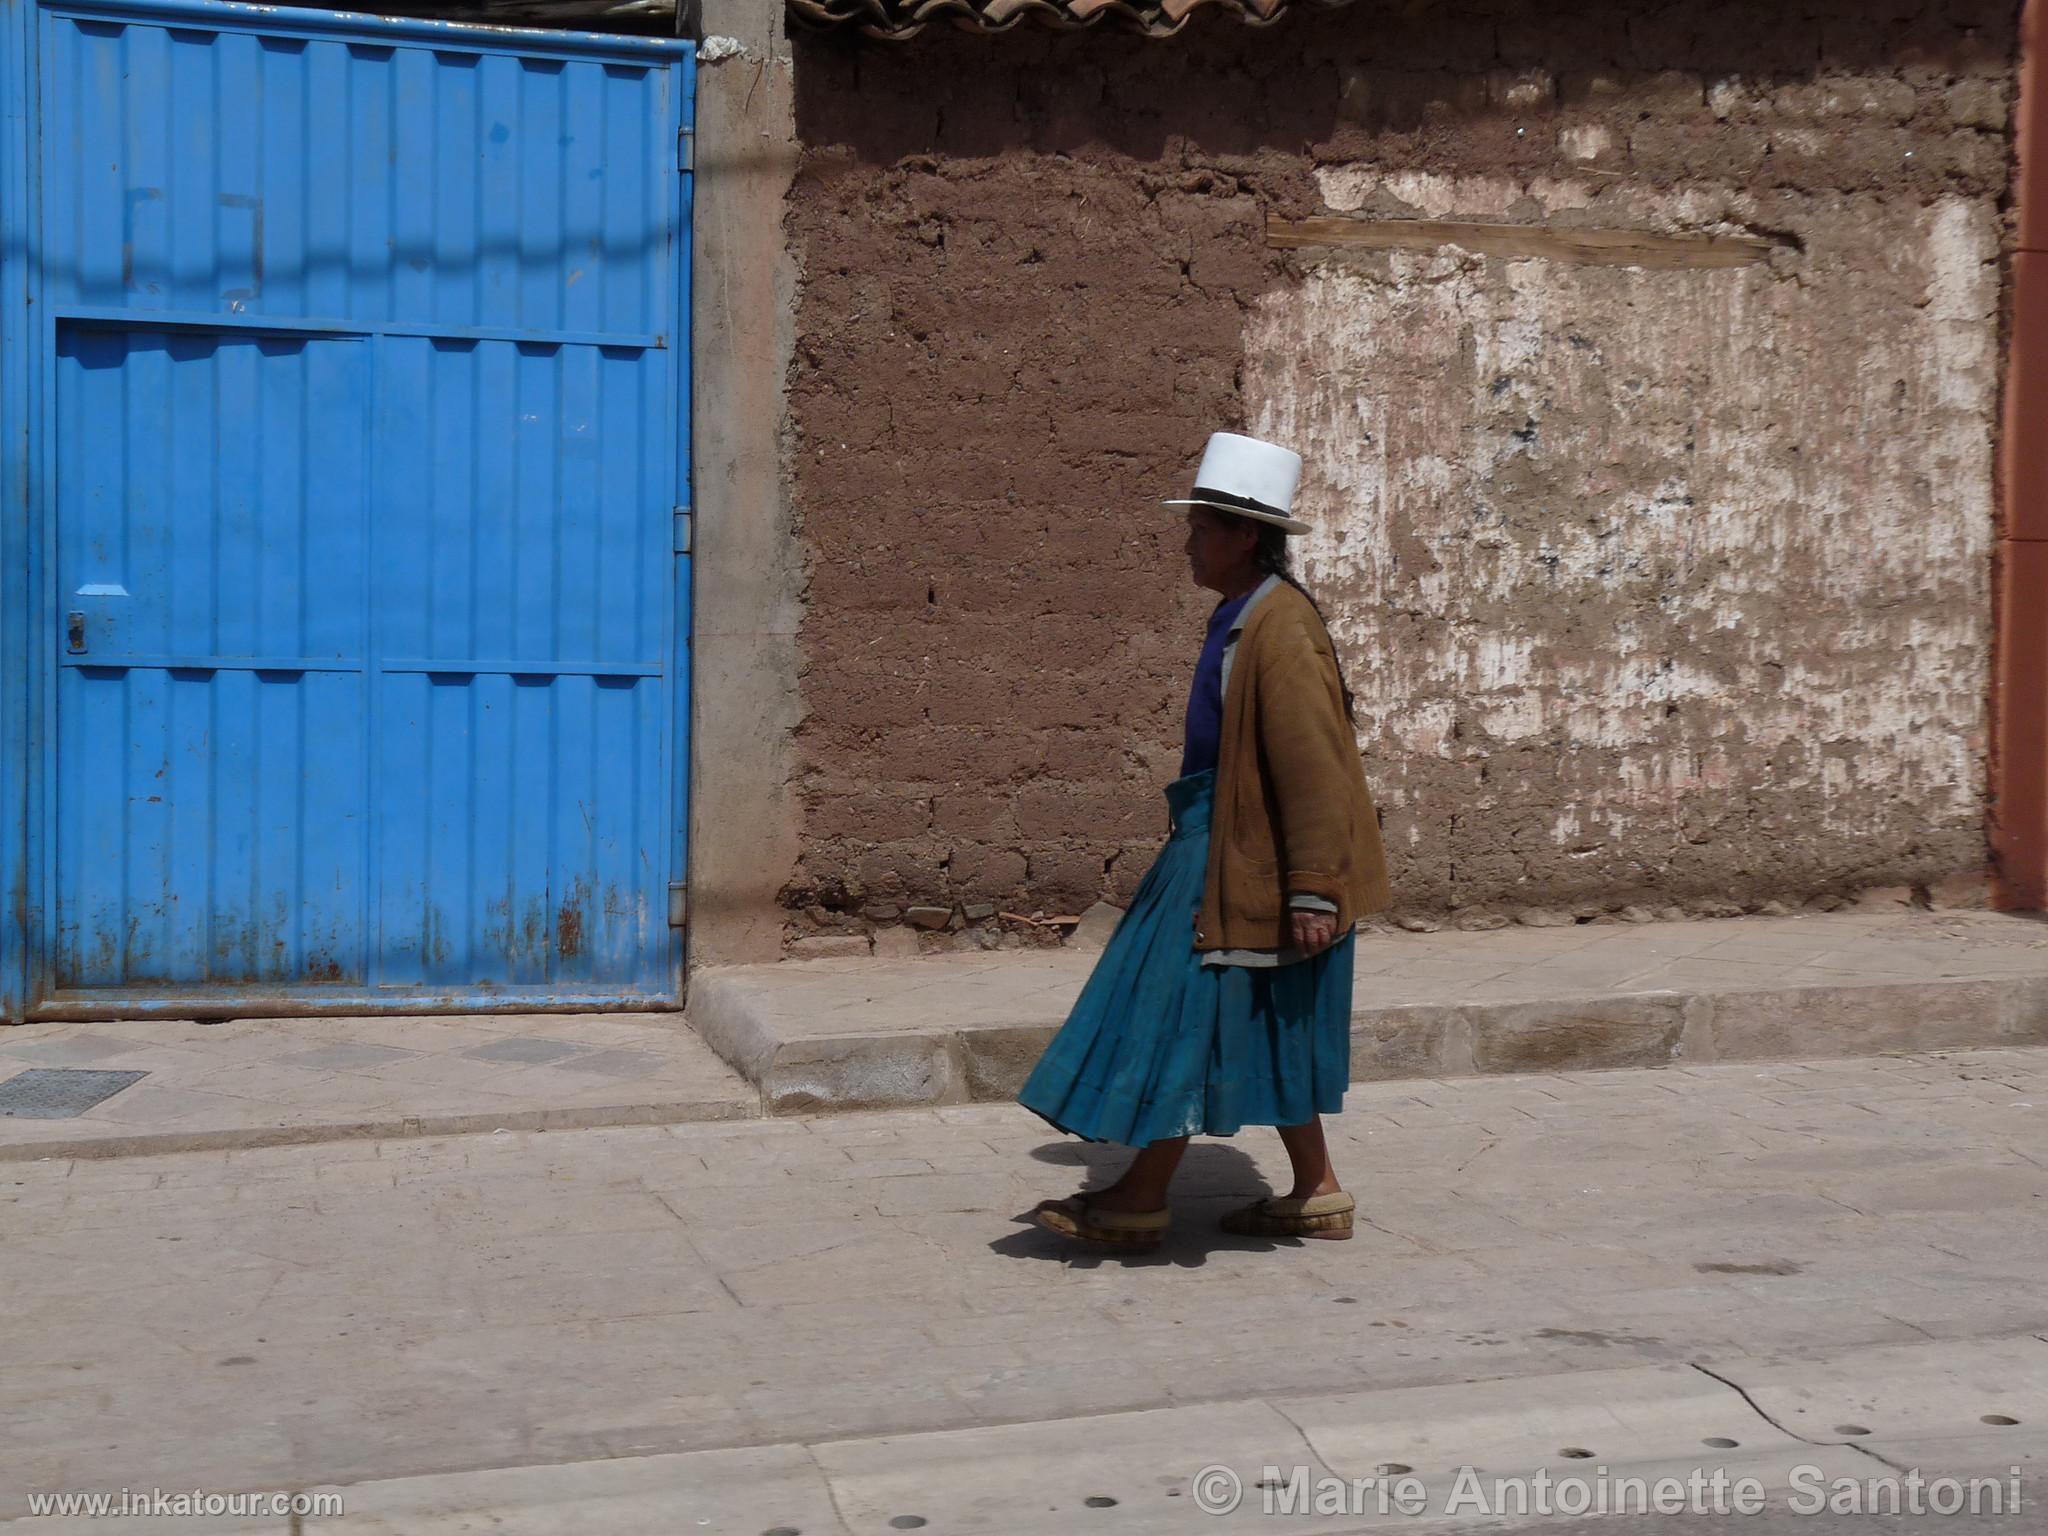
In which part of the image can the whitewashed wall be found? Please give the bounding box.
[1246,176,1996,912]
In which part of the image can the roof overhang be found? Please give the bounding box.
[788,0,1356,41]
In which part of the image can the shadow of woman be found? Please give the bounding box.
[988,1139,1301,1267]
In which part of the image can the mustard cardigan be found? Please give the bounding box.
[1194,579,1393,953]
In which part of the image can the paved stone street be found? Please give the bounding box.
[3,1045,2046,1531]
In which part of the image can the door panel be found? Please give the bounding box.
[43,13,677,339]
[373,671,662,989]
[54,325,370,987]
[368,334,670,991]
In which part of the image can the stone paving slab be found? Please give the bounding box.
[7,1338,2039,1533]
[2,1045,2044,1513]
[0,1014,757,1161]
[688,911,2048,1112]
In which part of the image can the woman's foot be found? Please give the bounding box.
[1033,1193,1170,1248]
[1032,1135,1185,1246]
[1080,1182,1170,1216]
[1219,1190,1355,1240]
[1276,1118,1343,1203]
[1283,1176,1344,1201]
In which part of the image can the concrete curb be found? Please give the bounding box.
[25,1335,2023,1534]
[688,969,2048,1114]
[0,1094,759,1163]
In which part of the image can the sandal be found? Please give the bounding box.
[1033,1194,1171,1249]
[1219,1191,1356,1240]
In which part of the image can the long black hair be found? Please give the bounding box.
[1251,520,1357,725]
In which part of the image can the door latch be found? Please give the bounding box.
[66,612,86,655]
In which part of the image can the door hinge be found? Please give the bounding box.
[673,506,692,554]
[677,126,694,174]
[667,882,689,928]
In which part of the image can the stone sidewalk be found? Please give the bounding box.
[690,909,2048,1111]
[5,910,2047,1161]
[4,1043,2045,1524]
[0,1013,754,1161]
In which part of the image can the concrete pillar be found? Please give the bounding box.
[686,0,802,970]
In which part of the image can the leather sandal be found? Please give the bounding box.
[1033,1195,1170,1249]
[1219,1191,1356,1240]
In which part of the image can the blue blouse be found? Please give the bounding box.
[1179,588,1255,779]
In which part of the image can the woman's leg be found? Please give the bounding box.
[1091,1135,1189,1212]
[1276,1117,1343,1200]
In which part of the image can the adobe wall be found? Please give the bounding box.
[781,0,2016,948]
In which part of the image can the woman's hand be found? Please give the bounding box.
[1290,909,1338,956]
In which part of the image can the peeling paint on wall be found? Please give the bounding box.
[1248,180,1996,910]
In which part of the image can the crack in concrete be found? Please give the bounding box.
[1454,1137,1500,1175]
[648,1189,752,1307]
[804,1441,860,1532]
[1689,1361,1831,1447]
[1844,1439,1912,1475]
[1691,1361,1915,1474]
[1357,1215,1415,1248]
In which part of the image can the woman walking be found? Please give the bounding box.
[1019,431,1392,1249]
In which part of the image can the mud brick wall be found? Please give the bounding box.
[781,0,2015,938]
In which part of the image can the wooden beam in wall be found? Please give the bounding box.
[1264,217,1781,270]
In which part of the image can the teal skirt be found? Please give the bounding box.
[1017,768,1355,1147]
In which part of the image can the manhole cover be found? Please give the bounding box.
[0,1068,149,1119]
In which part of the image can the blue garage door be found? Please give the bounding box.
[3,0,694,1015]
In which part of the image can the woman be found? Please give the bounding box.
[1019,431,1392,1249]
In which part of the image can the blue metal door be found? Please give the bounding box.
[0,0,695,1017]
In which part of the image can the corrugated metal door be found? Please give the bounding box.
[1,0,694,1017]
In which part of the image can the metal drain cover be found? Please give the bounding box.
[0,1068,149,1119]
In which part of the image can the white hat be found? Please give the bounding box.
[1163,431,1310,535]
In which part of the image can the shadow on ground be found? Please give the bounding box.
[989,1139,1316,1268]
